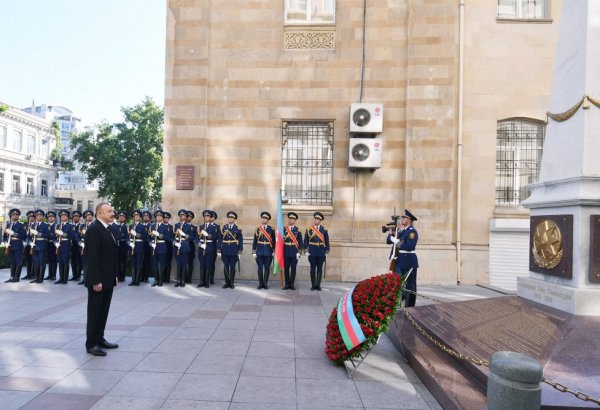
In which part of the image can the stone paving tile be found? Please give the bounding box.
[106,371,182,399]
[224,311,260,320]
[296,378,363,408]
[144,316,187,327]
[209,327,254,342]
[414,383,443,410]
[232,375,296,405]
[127,325,177,340]
[0,347,49,366]
[170,326,213,340]
[91,396,164,409]
[161,399,230,409]
[134,352,195,373]
[116,336,163,352]
[80,351,146,371]
[27,348,93,369]
[168,374,238,402]
[0,376,57,392]
[0,389,40,410]
[247,341,295,358]
[180,318,222,329]
[255,319,294,332]
[154,337,207,355]
[229,403,296,410]
[296,358,348,380]
[231,304,262,312]
[48,369,127,396]
[252,329,294,343]
[186,353,245,375]
[20,392,102,410]
[11,366,74,380]
[192,310,228,319]
[22,332,82,348]
[354,380,431,409]
[241,356,295,378]
[200,340,250,356]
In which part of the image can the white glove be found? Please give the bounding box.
[55,229,64,236]
[306,252,310,257]
[80,242,85,249]
[390,236,399,244]
[217,252,221,258]
[175,242,181,248]
[129,241,135,249]
[200,243,206,250]
[253,253,257,259]
[130,229,137,236]
[296,253,301,259]
[151,243,157,249]
[201,229,208,237]
[5,228,14,235]
[152,230,160,237]
[177,228,187,237]
[54,241,60,247]
[30,229,38,235]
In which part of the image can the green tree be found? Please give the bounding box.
[71,97,164,211]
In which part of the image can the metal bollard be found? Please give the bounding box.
[487,351,543,410]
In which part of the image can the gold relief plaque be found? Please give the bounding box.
[529,215,573,279]
[532,219,563,269]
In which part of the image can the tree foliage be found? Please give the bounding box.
[71,97,164,211]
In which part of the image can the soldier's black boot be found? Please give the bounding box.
[222,267,230,288]
[209,264,215,285]
[5,265,16,283]
[309,270,316,290]
[13,265,22,282]
[197,266,205,287]
[151,266,159,287]
[54,265,63,284]
[30,265,39,283]
[230,269,235,289]
[283,269,290,290]
[289,270,296,290]
[175,268,181,287]
[181,267,186,287]
[316,272,322,291]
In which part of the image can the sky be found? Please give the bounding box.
[0,0,166,124]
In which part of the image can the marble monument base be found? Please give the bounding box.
[387,296,600,409]
[518,276,600,316]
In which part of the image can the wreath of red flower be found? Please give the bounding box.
[325,273,403,364]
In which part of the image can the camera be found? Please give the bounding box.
[381,212,400,234]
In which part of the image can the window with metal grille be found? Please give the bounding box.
[498,0,549,20]
[281,121,333,205]
[496,118,545,205]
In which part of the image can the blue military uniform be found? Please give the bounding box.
[45,211,58,281]
[387,209,419,307]
[253,211,275,289]
[163,212,174,283]
[30,210,51,283]
[128,210,149,286]
[219,211,243,289]
[78,210,94,285]
[173,209,193,287]
[114,211,129,282]
[23,211,35,280]
[207,210,220,284]
[304,212,330,291]
[185,210,196,284]
[3,208,27,283]
[149,211,174,287]
[70,210,83,281]
[283,212,303,290]
[196,210,220,288]
[141,211,153,283]
[54,210,77,284]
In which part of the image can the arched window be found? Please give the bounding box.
[496,118,545,205]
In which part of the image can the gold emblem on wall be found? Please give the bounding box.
[532,219,563,269]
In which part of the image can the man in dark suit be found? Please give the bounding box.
[84,203,119,356]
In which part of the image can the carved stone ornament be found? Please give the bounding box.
[532,219,563,269]
[284,28,335,50]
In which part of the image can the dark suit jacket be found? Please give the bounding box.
[84,220,118,289]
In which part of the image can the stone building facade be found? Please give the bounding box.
[163,0,562,286]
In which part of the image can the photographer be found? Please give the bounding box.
[387,209,419,307]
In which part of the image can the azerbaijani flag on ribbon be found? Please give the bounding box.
[337,286,367,351]
[273,191,285,276]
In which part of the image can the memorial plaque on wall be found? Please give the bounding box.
[589,215,600,283]
[176,165,195,190]
[529,214,573,278]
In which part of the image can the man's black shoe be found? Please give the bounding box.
[4,278,14,283]
[289,286,296,290]
[87,346,107,356]
[222,284,229,289]
[29,279,37,283]
[151,282,158,287]
[230,284,235,289]
[78,280,85,285]
[197,283,204,288]
[181,283,185,287]
[264,285,269,290]
[99,339,119,349]
[69,277,78,281]
[174,283,180,287]
[316,286,322,291]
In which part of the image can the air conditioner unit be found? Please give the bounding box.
[349,138,382,169]
[349,103,383,134]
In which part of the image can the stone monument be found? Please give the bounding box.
[519,0,600,316]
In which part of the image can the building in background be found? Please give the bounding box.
[163,0,562,288]
[23,104,104,212]
[0,101,58,222]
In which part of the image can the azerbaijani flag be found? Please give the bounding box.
[273,191,285,275]
[337,286,367,351]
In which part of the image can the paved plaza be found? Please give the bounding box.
[0,268,503,409]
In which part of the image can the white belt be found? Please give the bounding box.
[135,239,144,242]
[399,250,415,254]
[200,240,214,243]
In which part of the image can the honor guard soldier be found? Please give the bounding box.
[173,209,193,287]
[54,210,76,284]
[304,212,330,291]
[218,211,243,289]
[387,209,419,307]
[207,210,220,284]
[283,212,303,290]
[185,210,196,283]
[196,210,220,288]
[70,210,83,281]
[79,210,94,285]
[252,211,275,289]
[23,210,35,280]
[141,210,153,283]
[114,211,129,282]
[45,211,58,281]
[163,211,174,283]
[128,210,149,286]
[3,209,26,283]
[149,210,173,287]
[29,210,51,283]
